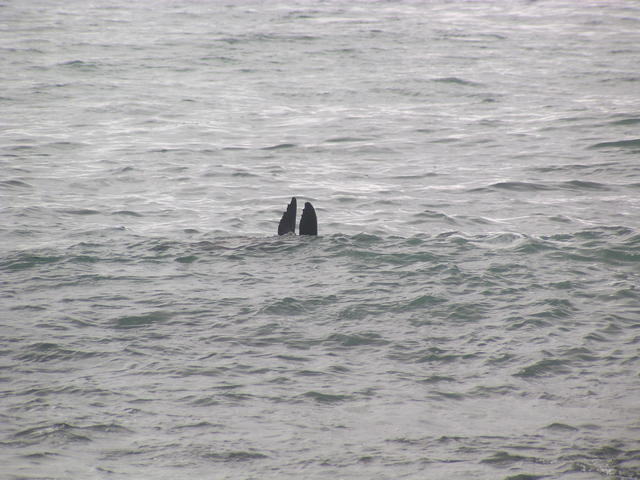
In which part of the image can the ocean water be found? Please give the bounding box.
[2,0,640,479]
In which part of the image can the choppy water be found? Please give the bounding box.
[2,1,640,479]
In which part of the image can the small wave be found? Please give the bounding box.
[13,423,91,445]
[547,228,640,266]
[175,255,198,263]
[82,423,132,434]
[573,225,635,240]
[335,195,359,204]
[336,248,437,266]
[112,210,143,217]
[480,179,614,193]
[507,318,551,330]
[149,147,193,154]
[560,180,610,191]
[530,298,577,320]
[0,179,33,189]
[21,452,60,460]
[549,215,573,224]
[260,297,307,316]
[490,181,552,191]
[302,391,351,404]
[3,253,63,271]
[513,237,556,254]
[114,311,173,329]
[609,117,640,126]
[468,385,517,398]
[432,76,482,87]
[45,141,88,151]
[111,166,136,174]
[168,421,218,432]
[403,294,448,310]
[219,32,317,44]
[544,422,579,432]
[58,60,98,70]
[482,232,526,245]
[16,342,96,363]
[350,232,384,244]
[325,136,370,143]
[60,208,101,215]
[411,210,458,225]
[68,255,102,264]
[588,138,640,150]
[429,390,464,401]
[595,245,640,265]
[226,236,313,256]
[5,144,34,152]
[262,294,339,317]
[456,215,495,226]
[528,162,616,174]
[220,146,249,151]
[203,450,269,462]
[480,451,536,466]
[389,346,476,365]
[325,332,389,347]
[390,172,438,180]
[261,143,297,150]
[231,169,257,177]
[514,358,570,378]
[419,375,456,384]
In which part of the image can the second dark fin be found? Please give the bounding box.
[299,202,317,236]
[278,197,297,235]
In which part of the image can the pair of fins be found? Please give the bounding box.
[278,197,317,236]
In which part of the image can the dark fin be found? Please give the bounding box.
[299,202,317,236]
[277,197,297,235]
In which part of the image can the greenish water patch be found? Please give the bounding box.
[514,359,570,378]
[114,311,173,329]
[303,391,351,404]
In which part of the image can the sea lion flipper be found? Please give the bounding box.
[277,197,297,235]
[299,202,317,236]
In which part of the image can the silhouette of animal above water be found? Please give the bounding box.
[278,197,317,236]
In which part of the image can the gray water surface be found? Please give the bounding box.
[2,1,640,479]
